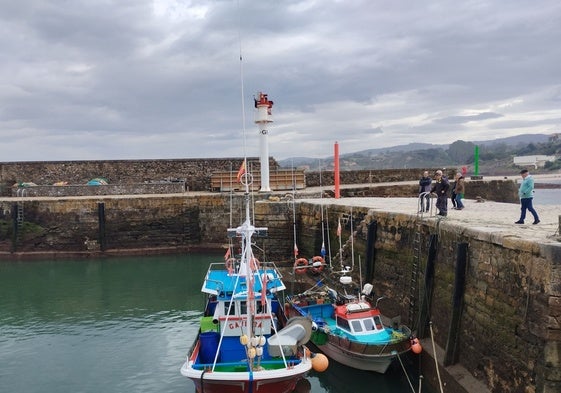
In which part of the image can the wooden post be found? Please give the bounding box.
[98,202,106,251]
[417,234,438,338]
[444,242,468,366]
[365,221,378,283]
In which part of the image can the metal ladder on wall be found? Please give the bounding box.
[16,188,26,228]
[408,192,431,329]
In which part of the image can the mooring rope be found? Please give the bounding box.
[429,321,445,393]
[396,351,416,393]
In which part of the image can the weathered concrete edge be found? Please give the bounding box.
[419,338,491,393]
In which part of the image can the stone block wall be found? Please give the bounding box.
[0,196,200,253]
[0,158,272,195]
[11,183,186,197]
[304,167,452,186]
[292,201,561,393]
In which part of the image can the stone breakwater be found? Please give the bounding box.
[289,197,560,393]
[0,179,560,393]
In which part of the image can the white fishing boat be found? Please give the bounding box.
[181,168,328,393]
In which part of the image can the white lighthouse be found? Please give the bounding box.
[254,92,273,192]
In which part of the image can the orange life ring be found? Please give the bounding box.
[294,258,308,274]
[225,258,236,273]
[250,258,260,270]
[311,256,325,274]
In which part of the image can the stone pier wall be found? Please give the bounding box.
[0,158,270,195]
[292,201,561,393]
[0,184,554,392]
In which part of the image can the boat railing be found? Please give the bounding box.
[206,260,284,276]
[191,358,302,371]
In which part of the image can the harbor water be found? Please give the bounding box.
[0,254,425,393]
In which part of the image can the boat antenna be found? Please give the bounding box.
[358,254,362,291]
[237,1,248,166]
[319,158,327,262]
[326,206,332,269]
[337,216,343,270]
[291,158,298,263]
[350,206,354,272]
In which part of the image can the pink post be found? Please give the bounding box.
[334,141,340,199]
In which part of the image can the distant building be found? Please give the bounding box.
[513,155,557,169]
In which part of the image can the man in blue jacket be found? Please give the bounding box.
[515,169,540,225]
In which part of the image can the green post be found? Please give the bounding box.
[474,145,479,176]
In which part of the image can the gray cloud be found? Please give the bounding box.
[435,112,504,125]
[1,0,560,161]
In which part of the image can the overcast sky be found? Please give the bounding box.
[1,0,560,162]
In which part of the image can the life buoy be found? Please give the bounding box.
[250,258,260,270]
[311,256,325,274]
[294,258,308,274]
[225,258,236,273]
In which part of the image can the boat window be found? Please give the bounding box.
[363,318,375,331]
[224,301,236,315]
[240,301,247,315]
[351,320,363,332]
[373,315,383,330]
[256,301,267,314]
[336,316,350,331]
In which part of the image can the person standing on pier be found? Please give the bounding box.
[453,172,465,210]
[515,169,540,225]
[431,170,450,216]
[418,171,432,212]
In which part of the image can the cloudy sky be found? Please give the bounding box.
[1,0,560,162]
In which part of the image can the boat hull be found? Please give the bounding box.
[181,361,310,393]
[316,340,396,373]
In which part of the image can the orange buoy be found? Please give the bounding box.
[311,353,329,372]
[310,256,325,274]
[411,338,423,354]
[294,258,308,275]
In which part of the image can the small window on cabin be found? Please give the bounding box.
[363,318,375,331]
[256,302,267,314]
[351,320,363,332]
[240,301,247,315]
[336,316,350,331]
[373,315,383,330]
[224,301,236,315]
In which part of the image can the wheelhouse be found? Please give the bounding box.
[334,302,385,335]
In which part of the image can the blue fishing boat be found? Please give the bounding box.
[285,284,413,374]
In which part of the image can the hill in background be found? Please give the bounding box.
[278,133,561,175]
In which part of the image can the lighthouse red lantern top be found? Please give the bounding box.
[254,92,274,122]
[254,92,273,109]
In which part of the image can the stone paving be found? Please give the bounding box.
[296,173,561,246]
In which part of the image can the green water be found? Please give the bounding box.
[0,254,424,393]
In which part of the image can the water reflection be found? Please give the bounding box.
[0,254,425,393]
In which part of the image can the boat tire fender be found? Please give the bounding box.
[294,258,308,274]
[311,256,325,273]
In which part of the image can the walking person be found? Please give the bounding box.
[453,173,465,210]
[431,170,450,216]
[450,177,457,209]
[418,171,432,212]
[515,169,540,224]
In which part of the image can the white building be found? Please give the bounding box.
[513,155,557,169]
